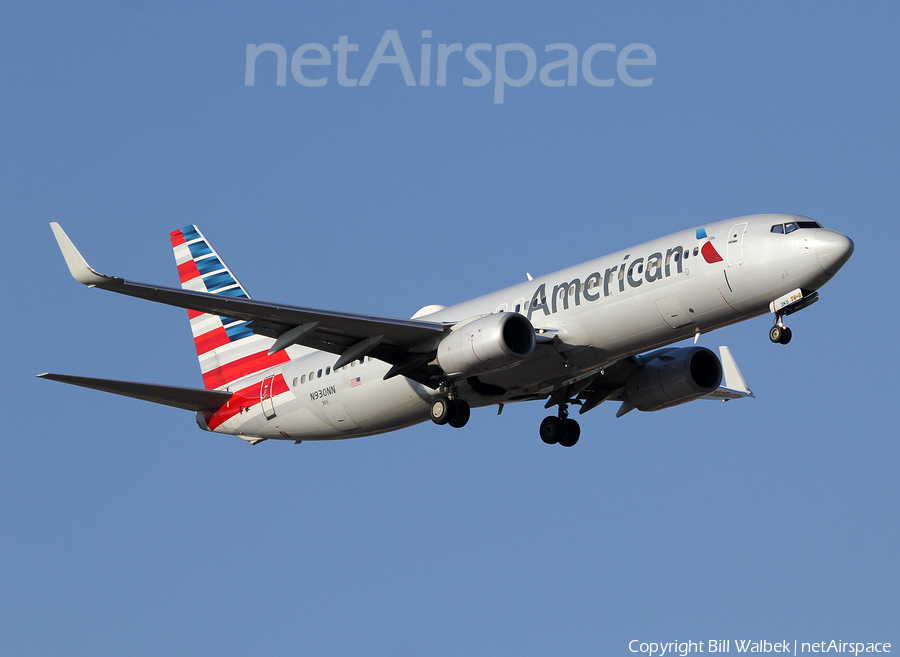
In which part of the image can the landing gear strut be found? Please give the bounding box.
[768,290,818,345]
[540,401,580,447]
[430,396,470,429]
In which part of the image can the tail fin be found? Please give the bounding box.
[170,225,292,390]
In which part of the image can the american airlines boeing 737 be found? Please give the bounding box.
[40,215,853,447]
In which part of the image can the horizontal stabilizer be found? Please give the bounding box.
[37,373,232,411]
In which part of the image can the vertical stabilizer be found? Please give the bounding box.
[170,226,292,390]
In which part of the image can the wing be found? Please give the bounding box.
[546,346,753,415]
[50,223,450,387]
[702,346,755,400]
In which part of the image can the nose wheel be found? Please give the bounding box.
[768,291,819,345]
[769,320,793,345]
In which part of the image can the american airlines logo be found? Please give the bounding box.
[526,237,723,321]
[245,30,656,104]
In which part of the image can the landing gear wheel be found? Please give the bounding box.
[769,325,784,344]
[778,327,792,345]
[448,400,470,428]
[558,419,581,447]
[430,397,450,425]
[540,416,564,445]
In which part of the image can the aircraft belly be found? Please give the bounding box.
[260,364,431,440]
[269,406,335,439]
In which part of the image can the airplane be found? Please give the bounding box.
[39,214,853,447]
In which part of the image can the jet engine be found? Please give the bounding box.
[625,346,722,412]
[436,313,536,377]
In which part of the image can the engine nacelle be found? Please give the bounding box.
[436,313,536,377]
[625,346,722,412]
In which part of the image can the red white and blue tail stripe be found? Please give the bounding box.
[170,225,293,390]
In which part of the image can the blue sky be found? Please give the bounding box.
[2,2,898,655]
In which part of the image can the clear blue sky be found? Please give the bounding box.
[2,2,897,655]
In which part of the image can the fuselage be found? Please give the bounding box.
[197,214,853,442]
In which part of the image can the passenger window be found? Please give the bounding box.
[317,369,322,378]
[301,374,306,384]
[496,303,508,313]
[771,224,784,234]
[693,247,699,256]
[326,367,331,375]
[292,377,298,387]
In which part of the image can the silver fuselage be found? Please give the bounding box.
[202,214,852,441]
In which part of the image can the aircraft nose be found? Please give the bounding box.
[815,229,854,275]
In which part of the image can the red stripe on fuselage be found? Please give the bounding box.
[194,326,230,355]
[205,373,290,430]
[202,350,290,390]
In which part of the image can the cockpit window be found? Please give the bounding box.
[772,220,822,234]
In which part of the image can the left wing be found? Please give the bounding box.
[50,223,450,386]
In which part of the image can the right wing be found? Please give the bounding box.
[702,346,755,400]
[50,224,451,387]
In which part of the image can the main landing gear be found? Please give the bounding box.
[430,396,471,429]
[540,402,581,447]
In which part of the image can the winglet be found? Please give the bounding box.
[49,223,111,286]
[718,346,754,398]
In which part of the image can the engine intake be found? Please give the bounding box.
[625,346,722,412]
[436,313,536,377]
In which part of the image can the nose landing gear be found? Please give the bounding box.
[539,402,581,447]
[768,290,819,345]
[769,322,792,345]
